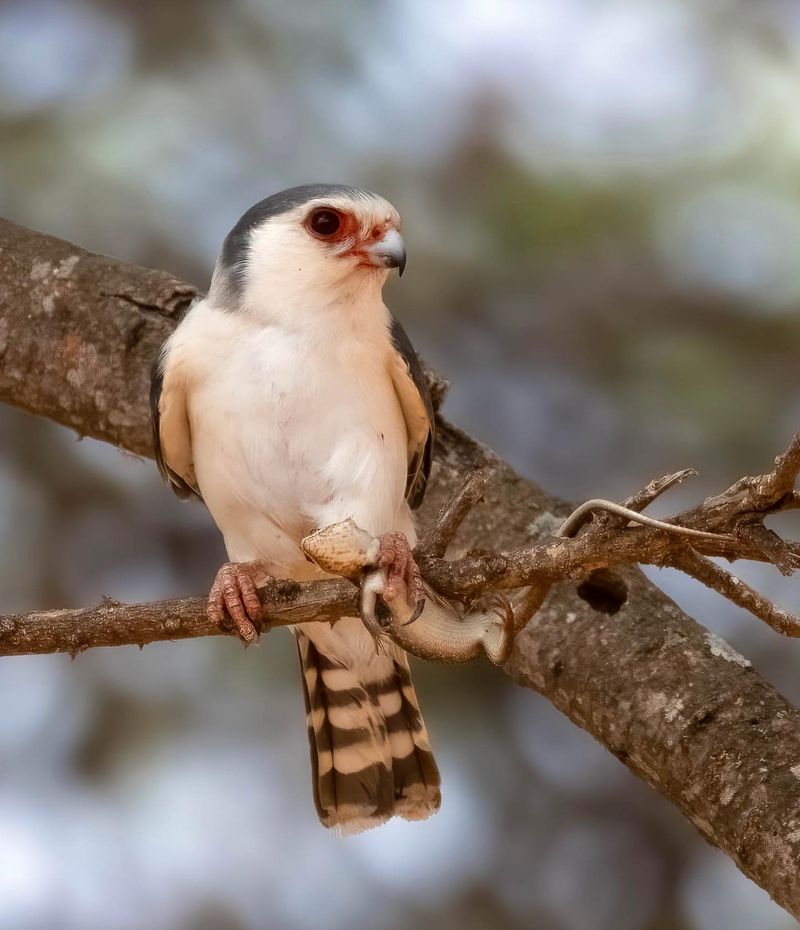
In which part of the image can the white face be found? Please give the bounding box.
[214,191,406,315]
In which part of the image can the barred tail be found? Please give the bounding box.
[297,622,440,834]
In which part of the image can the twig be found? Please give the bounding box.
[588,468,699,534]
[0,579,358,656]
[677,435,800,533]
[668,547,800,637]
[620,467,699,514]
[418,468,492,558]
[769,432,800,497]
[735,524,800,577]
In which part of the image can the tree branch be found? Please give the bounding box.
[4,439,799,652]
[417,467,492,559]
[0,581,358,656]
[4,216,800,917]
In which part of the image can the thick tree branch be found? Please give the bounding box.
[3,216,800,916]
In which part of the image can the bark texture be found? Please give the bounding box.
[0,217,196,454]
[2,216,800,916]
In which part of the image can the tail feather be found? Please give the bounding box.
[367,653,440,820]
[297,624,440,834]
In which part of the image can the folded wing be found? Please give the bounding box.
[387,316,434,511]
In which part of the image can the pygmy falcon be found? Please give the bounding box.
[151,184,440,833]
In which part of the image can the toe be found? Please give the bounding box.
[377,536,396,568]
[225,602,258,642]
[378,532,409,569]
[236,570,263,625]
[216,570,255,642]
[235,618,259,644]
[382,576,405,604]
[208,563,268,644]
[222,588,257,642]
[393,547,409,577]
[221,576,244,621]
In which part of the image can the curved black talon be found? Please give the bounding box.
[405,598,426,626]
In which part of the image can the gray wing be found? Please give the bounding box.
[150,347,200,500]
[388,316,434,510]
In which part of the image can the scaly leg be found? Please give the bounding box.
[377,532,425,622]
[207,559,273,644]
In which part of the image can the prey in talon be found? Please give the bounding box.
[301,518,518,666]
[150,184,441,833]
[358,567,394,649]
[377,531,426,623]
[358,531,425,647]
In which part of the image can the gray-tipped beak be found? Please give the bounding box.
[366,228,407,276]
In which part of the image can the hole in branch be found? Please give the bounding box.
[576,570,628,615]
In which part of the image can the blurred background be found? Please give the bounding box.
[1,0,800,927]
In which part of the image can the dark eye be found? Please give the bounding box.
[308,208,341,237]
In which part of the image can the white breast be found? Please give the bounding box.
[175,300,412,578]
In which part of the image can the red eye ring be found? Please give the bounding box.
[307,208,342,238]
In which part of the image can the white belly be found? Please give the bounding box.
[185,311,412,577]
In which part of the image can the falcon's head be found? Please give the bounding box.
[210,184,406,312]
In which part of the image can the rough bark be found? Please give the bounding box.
[2,216,800,916]
[0,217,195,454]
[0,582,357,656]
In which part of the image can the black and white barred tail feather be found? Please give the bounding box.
[297,629,440,834]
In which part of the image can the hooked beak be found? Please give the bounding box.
[364,228,407,277]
